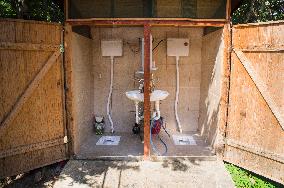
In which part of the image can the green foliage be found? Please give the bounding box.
[0,0,16,18]
[0,0,64,23]
[225,163,283,188]
[232,0,284,24]
[25,0,64,23]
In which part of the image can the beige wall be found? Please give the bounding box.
[72,33,94,154]
[152,27,203,133]
[91,27,204,134]
[198,29,224,147]
[91,27,143,133]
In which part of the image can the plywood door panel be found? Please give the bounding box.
[0,20,67,178]
[224,22,284,184]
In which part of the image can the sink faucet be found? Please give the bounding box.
[150,79,155,93]
[137,79,144,93]
[135,74,157,93]
[150,74,157,93]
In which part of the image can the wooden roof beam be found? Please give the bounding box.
[65,18,227,27]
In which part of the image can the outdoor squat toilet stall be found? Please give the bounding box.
[0,0,283,185]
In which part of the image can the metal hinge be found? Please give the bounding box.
[60,44,65,53]
[64,136,68,144]
[229,46,233,53]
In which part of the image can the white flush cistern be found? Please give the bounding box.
[101,40,123,133]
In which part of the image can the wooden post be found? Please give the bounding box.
[64,0,69,20]
[226,0,231,20]
[64,23,75,157]
[143,23,151,159]
[65,18,227,27]
[217,23,232,158]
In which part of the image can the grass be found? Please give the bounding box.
[225,163,283,188]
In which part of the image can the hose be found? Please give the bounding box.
[175,56,183,133]
[150,118,168,156]
[107,56,114,133]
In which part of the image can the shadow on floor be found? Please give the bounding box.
[1,161,68,188]
[161,158,201,172]
[54,160,141,188]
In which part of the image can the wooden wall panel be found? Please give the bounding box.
[224,22,284,184]
[0,20,67,178]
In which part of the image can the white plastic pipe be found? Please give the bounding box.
[107,56,114,133]
[175,56,183,133]
[154,101,161,120]
[135,101,139,124]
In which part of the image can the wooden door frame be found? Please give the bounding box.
[63,22,229,159]
[63,1,232,159]
[63,24,76,157]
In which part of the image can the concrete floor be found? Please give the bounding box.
[151,131,214,157]
[77,132,144,159]
[76,131,214,159]
[53,160,235,188]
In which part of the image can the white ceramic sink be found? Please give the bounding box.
[125,90,169,102]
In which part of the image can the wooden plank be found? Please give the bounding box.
[143,23,151,159]
[0,42,59,51]
[0,137,65,158]
[0,145,66,178]
[226,139,284,164]
[233,50,284,130]
[234,20,284,28]
[67,17,228,21]
[236,47,284,52]
[224,146,284,184]
[0,51,61,130]
[0,18,61,26]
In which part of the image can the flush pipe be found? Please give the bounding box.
[175,56,182,133]
[107,56,114,133]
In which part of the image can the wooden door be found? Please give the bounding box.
[0,20,68,178]
[224,21,284,184]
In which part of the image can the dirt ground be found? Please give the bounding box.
[1,159,235,188]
